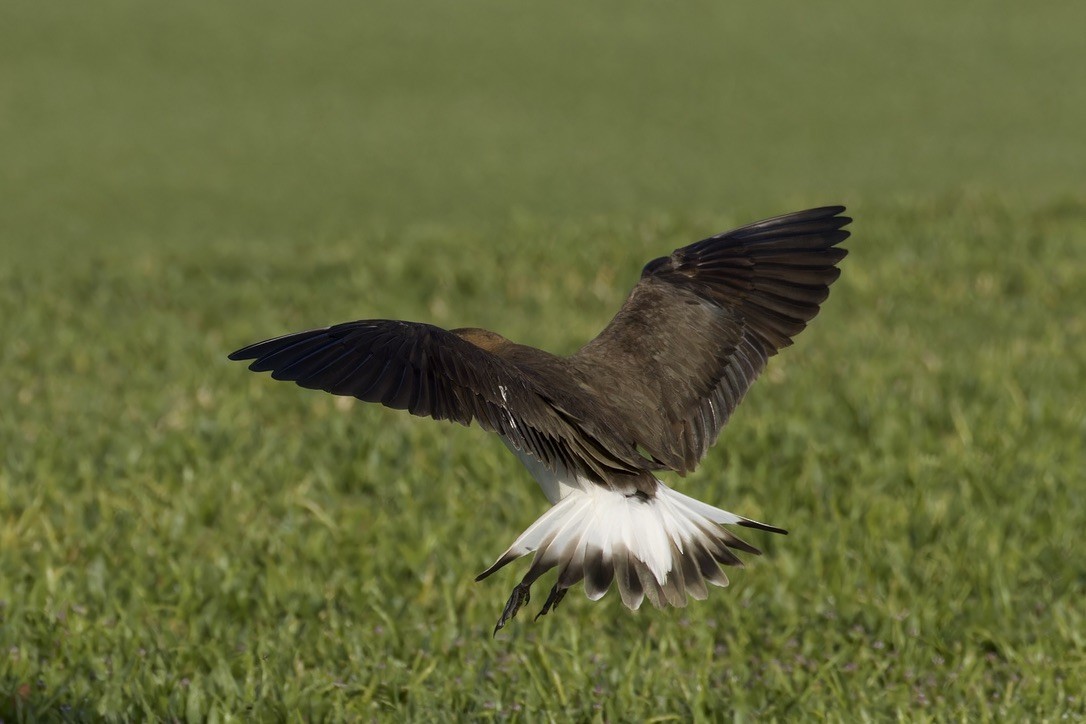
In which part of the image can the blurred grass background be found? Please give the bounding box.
[1,0,1084,720]
[4,0,1086,245]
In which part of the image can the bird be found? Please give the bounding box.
[228,205,850,634]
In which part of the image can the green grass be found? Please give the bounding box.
[3,0,1086,246]
[2,201,1084,720]
[2,0,1085,720]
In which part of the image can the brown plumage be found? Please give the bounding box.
[229,206,850,633]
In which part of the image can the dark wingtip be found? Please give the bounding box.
[227,342,263,362]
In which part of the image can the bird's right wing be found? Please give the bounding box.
[229,320,638,476]
[573,206,850,474]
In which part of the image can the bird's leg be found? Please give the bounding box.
[535,584,567,621]
[493,582,532,635]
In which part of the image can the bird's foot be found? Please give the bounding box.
[493,582,531,636]
[534,584,567,621]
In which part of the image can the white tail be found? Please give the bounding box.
[477,480,785,611]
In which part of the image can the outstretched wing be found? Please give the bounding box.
[229,320,640,477]
[572,206,850,474]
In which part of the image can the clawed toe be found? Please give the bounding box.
[493,583,532,635]
[535,584,567,621]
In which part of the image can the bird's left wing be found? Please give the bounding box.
[229,320,639,477]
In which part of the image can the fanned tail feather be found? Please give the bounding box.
[477,481,785,611]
